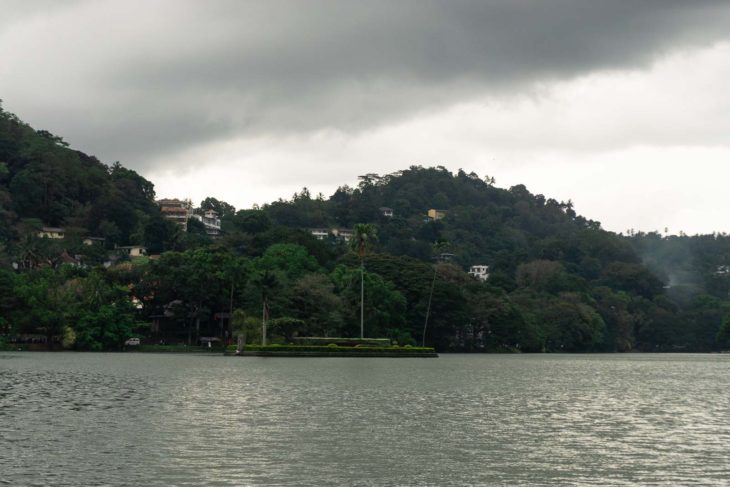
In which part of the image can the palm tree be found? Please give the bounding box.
[350,223,377,339]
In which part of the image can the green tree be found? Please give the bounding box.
[231,209,271,233]
[200,197,236,219]
[291,273,345,337]
[74,302,136,350]
[716,315,730,349]
[144,213,181,254]
[255,243,320,281]
[331,265,405,339]
[269,317,305,343]
[13,269,73,347]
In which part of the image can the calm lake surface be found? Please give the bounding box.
[2,353,730,486]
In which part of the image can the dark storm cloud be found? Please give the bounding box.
[2,0,730,169]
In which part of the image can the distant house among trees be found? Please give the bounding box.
[427,209,447,221]
[116,245,147,258]
[38,227,65,239]
[715,265,730,276]
[157,198,193,231]
[435,252,456,263]
[83,236,105,246]
[192,209,222,237]
[333,228,354,242]
[308,228,355,242]
[380,207,394,217]
[310,228,329,240]
[468,265,490,282]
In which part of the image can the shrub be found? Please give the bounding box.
[234,344,435,354]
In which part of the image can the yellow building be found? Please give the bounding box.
[427,209,447,220]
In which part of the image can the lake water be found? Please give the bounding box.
[2,353,729,486]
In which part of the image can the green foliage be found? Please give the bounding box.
[0,107,156,246]
[255,243,320,280]
[200,197,235,219]
[144,214,181,254]
[230,209,271,233]
[331,264,406,338]
[225,344,435,354]
[290,273,345,336]
[61,326,76,349]
[350,223,378,258]
[73,303,136,350]
[716,315,730,348]
[136,344,222,353]
[268,317,305,342]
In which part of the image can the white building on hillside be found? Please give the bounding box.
[310,228,329,240]
[193,209,222,237]
[468,265,490,282]
[116,245,147,258]
[333,228,354,242]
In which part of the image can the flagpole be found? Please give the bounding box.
[262,299,268,346]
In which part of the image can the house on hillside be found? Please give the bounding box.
[83,236,106,246]
[468,265,490,282]
[157,198,193,231]
[333,228,354,242]
[192,209,222,237]
[309,228,355,243]
[116,245,147,258]
[427,209,447,221]
[38,227,65,239]
[380,207,394,218]
[310,228,330,240]
[434,252,456,263]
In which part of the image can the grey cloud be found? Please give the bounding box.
[2,0,730,170]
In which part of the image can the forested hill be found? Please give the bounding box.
[1,103,729,353]
[266,167,631,278]
[0,103,159,247]
[257,167,730,351]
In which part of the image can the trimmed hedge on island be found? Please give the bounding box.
[225,344,437,357]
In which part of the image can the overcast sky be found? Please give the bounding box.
[1,0,729,235]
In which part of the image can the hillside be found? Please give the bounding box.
[0,104,157,241]
[1,104,729,352]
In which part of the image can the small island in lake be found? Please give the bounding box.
[228,338,438,357]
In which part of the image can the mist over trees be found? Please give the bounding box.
[1,103,729,352]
